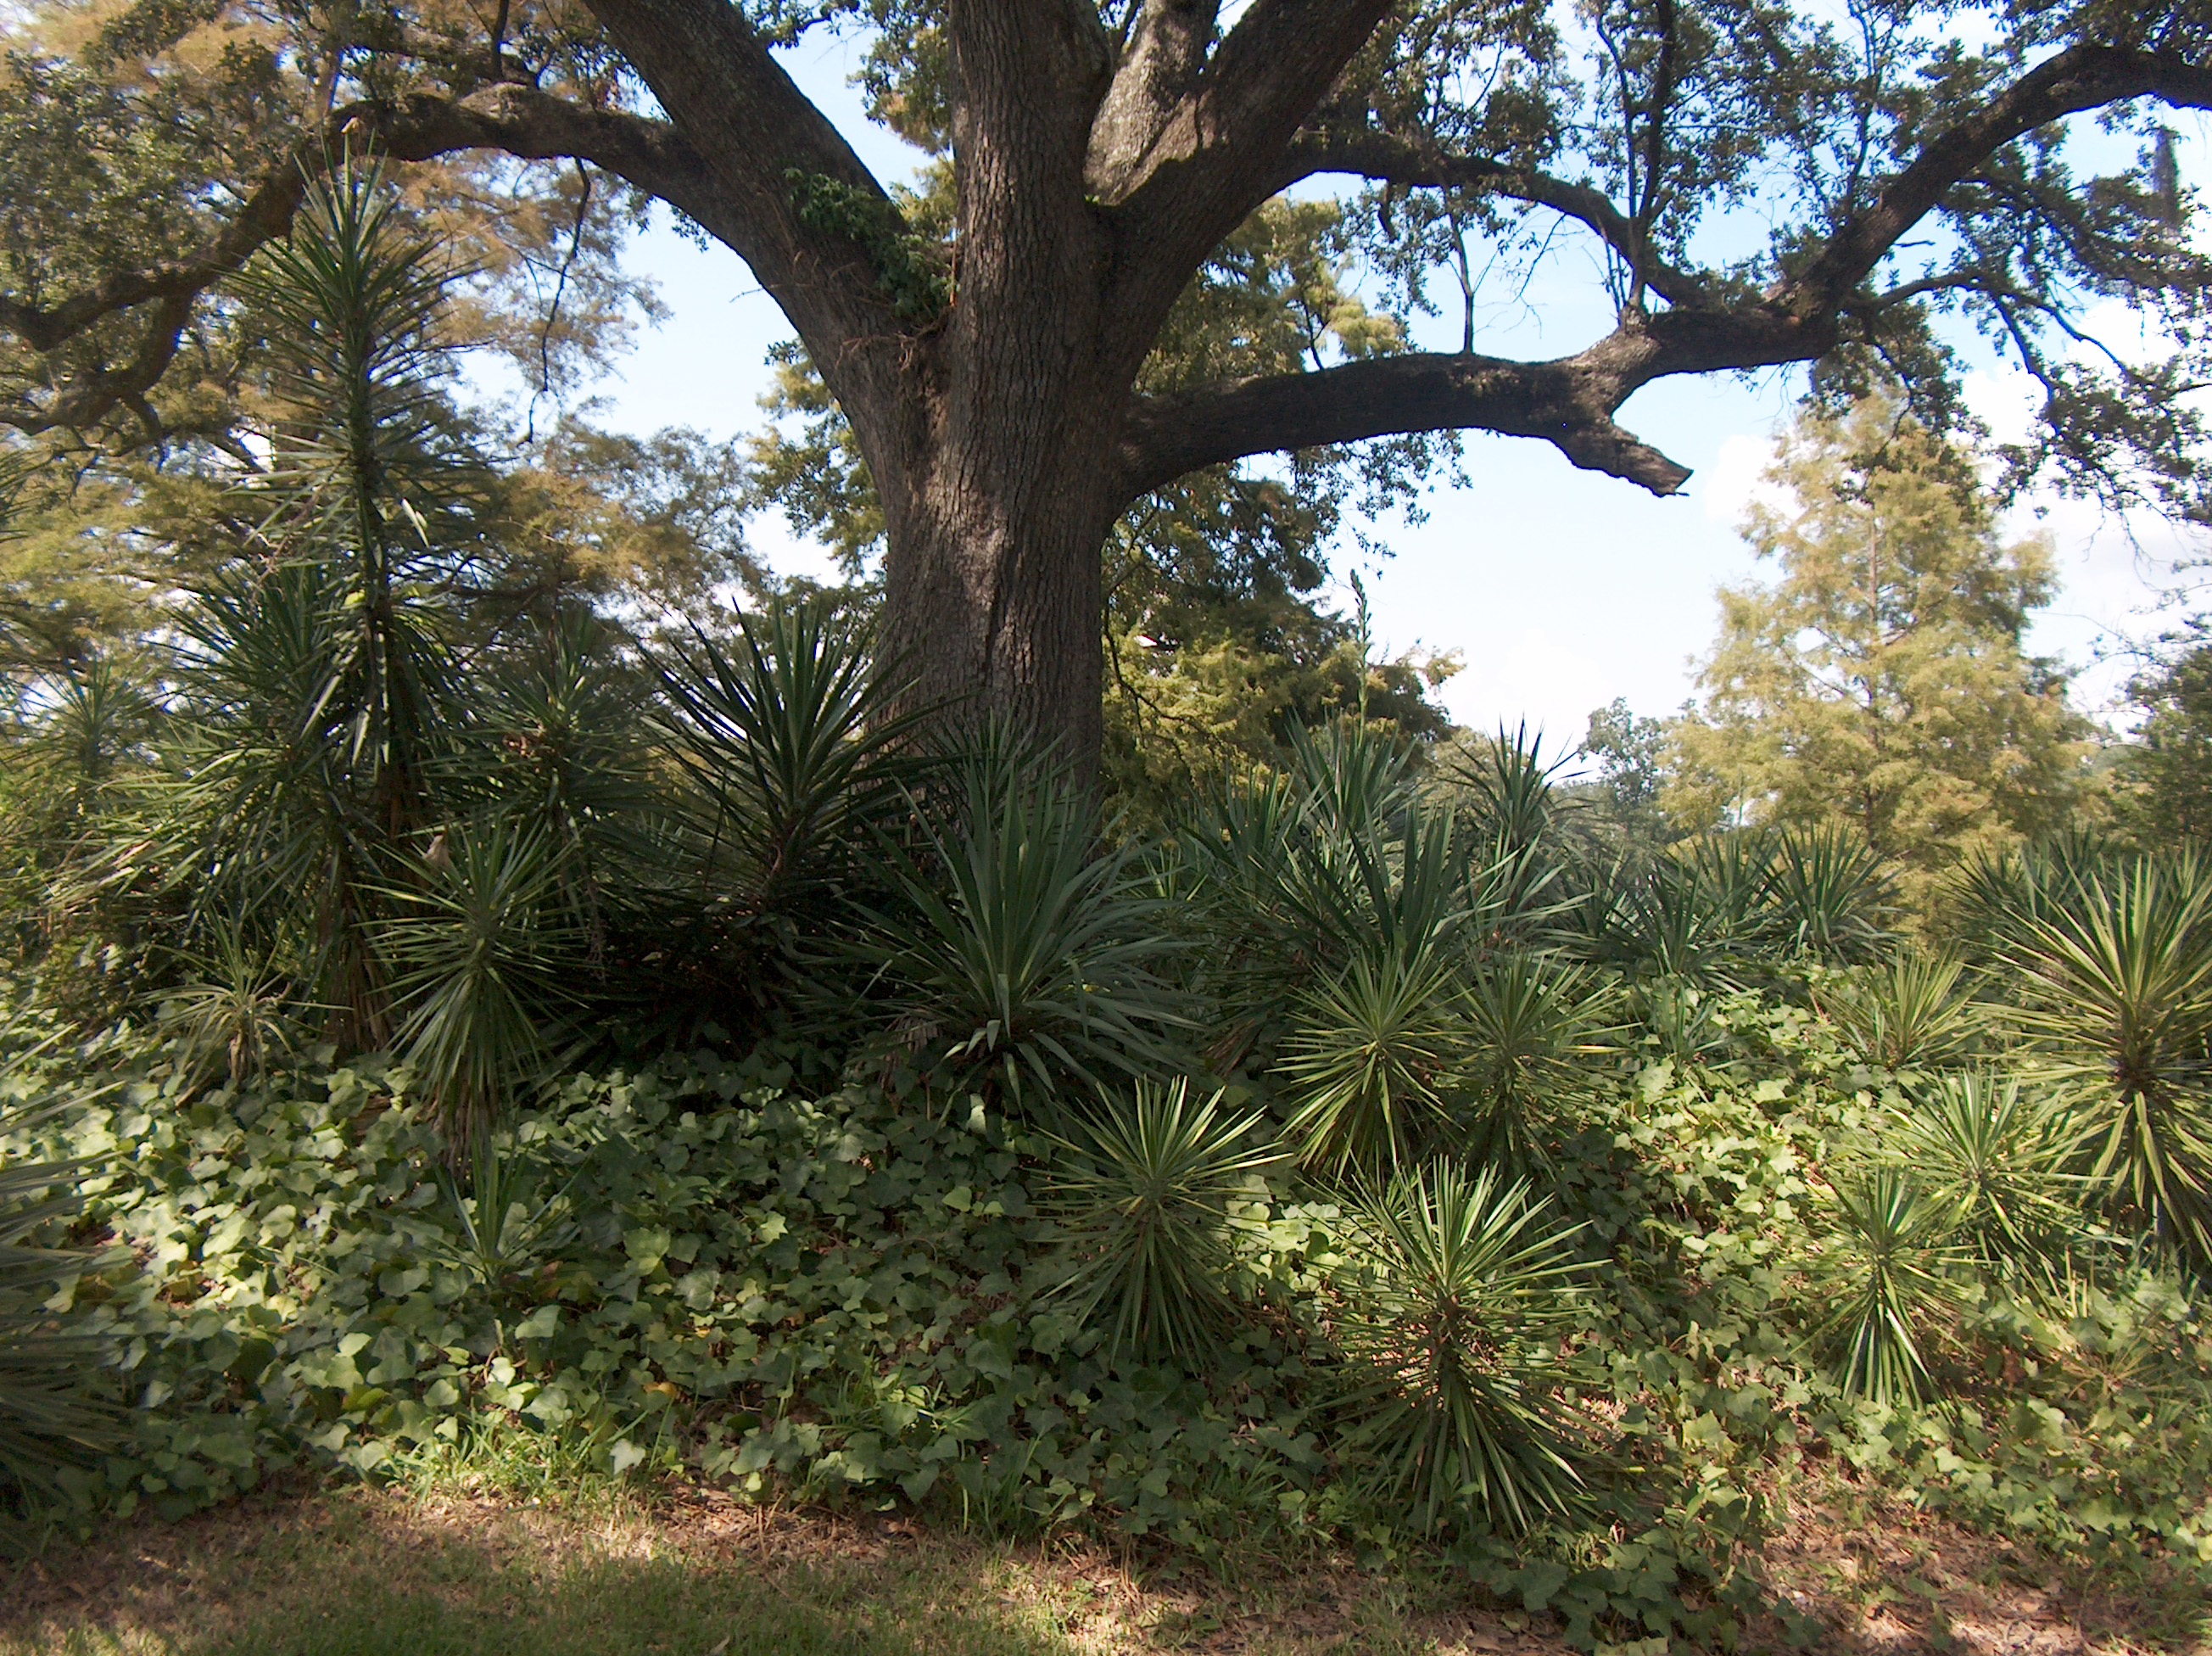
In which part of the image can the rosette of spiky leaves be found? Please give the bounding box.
[1456,952,1615,1173]
[1447,724,1572,944]
[1332,1161,1591,1534]
[1766,825,1896,965]
[470,609,661,956]
[855,760,1187,1112]
[1042,1079,1284,1363]
[377,819,581,1137]
[1585,833,1774,987]
[155,915,310,1089]
[0,1097,117,1508]
[1888,1071,2079,1267]
[651,601,922,920]
[1810,1169,1969,1405]
[1818,952,1986,1072]
[1279,938,1471,1173]
[1947,830,2119,965]
[1170,722,1489,1059]
[1995,851,2212,1269]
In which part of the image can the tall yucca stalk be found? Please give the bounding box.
[1997,851,2212,1269]
[151,158,481,1039]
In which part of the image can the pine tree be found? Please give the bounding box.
[1668,397,2093,899]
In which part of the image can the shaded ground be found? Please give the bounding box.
[0,1483,2203,1655]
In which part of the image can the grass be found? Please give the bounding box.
[0,1485,1525,1656]
[1,1471,2204,1655]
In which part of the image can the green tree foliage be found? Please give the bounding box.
[1668,397,2093,903]
[2122,620,2212,844]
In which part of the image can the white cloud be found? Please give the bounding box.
[1700,432,1786,527]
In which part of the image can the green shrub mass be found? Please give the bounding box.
[4,984,2209,1647]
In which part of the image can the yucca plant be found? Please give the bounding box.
[1042,1079,1283,1362]
[1995,851,2212,1270]
[1765,825,1896,965]
[1947,830,2119,964]
[1332,1161,1591,1534]
[434,1123,585,1291]
[1278,940,1471,1173]
[156,917,310,1089]
[1817,952,1985,1071]
[855,760,1186,1112]
[1174,725,1491,1058]
[0,1095,118,1509]
[377,820,581,1138]
[1456,952,1614,1172]
[1808,1168,1968,1405]
[1888,1071,2079,1266]
[143,159,484,1039]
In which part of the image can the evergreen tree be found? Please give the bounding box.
[1667,397,2092,899]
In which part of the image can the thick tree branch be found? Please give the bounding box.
[1120,343,1697,500]
[577,0,924,382]
[1089,0,1220,194]
[1279,130,1714,309]
[1119,298,1841,502]
[1096,0,1392,331]
[4,88,711,355]
[1780,41,2212,315]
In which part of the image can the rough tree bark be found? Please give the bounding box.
[5,3,2210,774]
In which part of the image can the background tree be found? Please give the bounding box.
[2,0,2209,774]
[2121,620,2212,844]
[1667,396,2092,901]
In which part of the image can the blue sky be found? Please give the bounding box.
[553,30,2209,754]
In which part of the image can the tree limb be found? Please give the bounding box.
[1097,0,1394,326]
[575,0,927,377]
[1780,41,2212,316]
[1279,130,1714,309]
[0,86,717,436]
[1119,340,1697,499]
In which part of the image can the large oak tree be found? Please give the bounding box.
[3,0,2209,771]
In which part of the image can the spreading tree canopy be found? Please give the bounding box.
[3,0,2209,770]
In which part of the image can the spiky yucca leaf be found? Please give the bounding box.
[1996,851,2212,1267]
[1279,942,1470,1173]
[1818,953,1985,1071]
[1333,1161,1591,1534]
[1810,1169,1968,1405]
[1889,1071,2079,1264]
[1043,1079,1283,1362]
